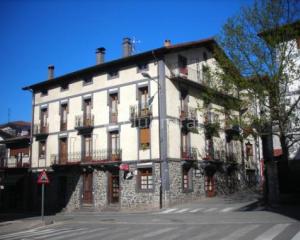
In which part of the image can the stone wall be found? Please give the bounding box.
[168,161,204,206]
[65,172,82,212]
[120,163,160,210]
[93,169,107,209]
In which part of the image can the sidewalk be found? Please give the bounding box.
[0,214,55,235]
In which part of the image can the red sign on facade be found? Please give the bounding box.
[119,164,129,171]
[37,170,50,184]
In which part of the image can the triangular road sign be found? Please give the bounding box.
[37,170,50,184]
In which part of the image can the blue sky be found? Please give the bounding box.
[0,0,252,123]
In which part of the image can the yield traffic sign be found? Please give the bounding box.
[37,170,50,184]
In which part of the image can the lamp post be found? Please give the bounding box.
[141,71,163,208]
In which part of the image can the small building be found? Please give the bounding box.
[0,121,31,211]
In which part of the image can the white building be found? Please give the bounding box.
[23,38,259,211]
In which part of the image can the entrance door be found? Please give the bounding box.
[108,173,119,204]
[82,173,93,204]
[59,138,68,164]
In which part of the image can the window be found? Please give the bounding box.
[39,141,46,159]
[203,52,208,61]
[138,168,153,190]
[140,128,150,149]
[180,89,188,116]
[61,83,69,91]
[83,76,93,85]
[178,55,188,75]
[137,63,148,72]
[41,89,48,96]
[181,130,188,157]
[108,70,119,80]
[109,93,118,123]
[182,166,192,191]
[60,103,68,131]
[297,37,300,49]
[84,98,92,125]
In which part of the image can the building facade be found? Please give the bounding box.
[23,38,260,212]
[0,121,31,211]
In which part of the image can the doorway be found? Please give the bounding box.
[108,172,120,204]
[82,172,93,204]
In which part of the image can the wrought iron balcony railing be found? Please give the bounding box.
[51,149,122,165]
[181,146,197,160]
[75,114,94,129]
[179,106,197,120]
[0,156,30,168]
[33,123,49,136]
[130,104,152,128]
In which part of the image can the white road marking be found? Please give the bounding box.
[160,208,178,214]
[220,224,259,240]
[71,227,127,240]
[174,208,190,213]
[220,207,235,212]
[0,229,37,239]
[141,227,175,238]
[203,207,218,213]
[33,228,87,239]
[189,208,203,213]
[254,223,290,240]
[291,230,300,240]
[46,228,103,240]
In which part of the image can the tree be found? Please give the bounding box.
[213,0,300,202]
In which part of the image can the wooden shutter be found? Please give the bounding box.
[140,128,150,145]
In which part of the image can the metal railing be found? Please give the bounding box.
[181,147,197,160]
[129,104,152,120]
[168,63,209,85]
[179,106,198,120]
[33,123,49,135]
[75,114,94,128]
[51,149,122,165]
[0,156,30,168]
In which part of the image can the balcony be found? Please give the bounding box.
[130,104,152,128]
[168,64,209,86]
[225,124,241,142]
[0,156,30,168]
[181,147,197,161]
[75,114,94,134]
[51,149,122,166]
[33,123,49,140]
[179,107,198,132]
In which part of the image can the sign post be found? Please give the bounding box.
[37,170,50,222]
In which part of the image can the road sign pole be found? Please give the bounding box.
[41,183,44,222]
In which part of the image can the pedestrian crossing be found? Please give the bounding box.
[0,223,299,240]
[157,206,239,214]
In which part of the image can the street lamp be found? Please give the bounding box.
[140,71,164,208]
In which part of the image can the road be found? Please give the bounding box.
[1,194,299,240]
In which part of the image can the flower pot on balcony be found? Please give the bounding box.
[204,122,220,139]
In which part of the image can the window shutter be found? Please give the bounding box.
[140,128,150,144]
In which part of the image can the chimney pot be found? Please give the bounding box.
[48,65,54,79]
[164,40,171,47]
[96,47,106,64]
[122,37,132,57]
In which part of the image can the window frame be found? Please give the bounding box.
[138,167,154,192]
[108,70,119,80]
[39,141,46,160]
[137,63,149,73]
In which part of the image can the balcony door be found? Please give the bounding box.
[181,131,189,158]
[83,135,92,162]
[180,89,188,117]
[178,55,188,75]
[59,138,68,164]
[82,172,93,204]
[139,87,148,112]
[109,131,120,161]
[41,108,48,132]
[110,93,118,123]
[60,103,68,131]
[84,99,92,126]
